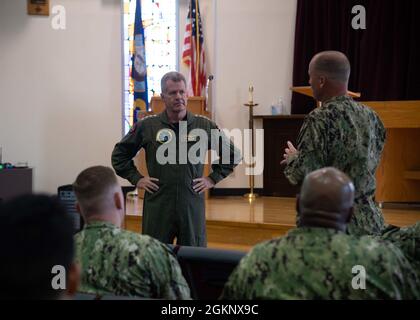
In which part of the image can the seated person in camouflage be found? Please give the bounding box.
[73,166,191,299]
[380,222,420,279]
[282,51,386,237]
[0,195,80,299]
[221,168,419,300]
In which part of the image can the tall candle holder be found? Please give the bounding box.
[244,85,259,201]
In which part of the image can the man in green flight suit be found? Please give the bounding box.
[221,168,419,300]
[282,51,386,236]
[112,71,240,247]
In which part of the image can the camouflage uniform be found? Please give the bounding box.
[284,96,386,236]
[379,222,420,278]
[221,227,420,300]
[74,221,191,299]
[112,111,240,247]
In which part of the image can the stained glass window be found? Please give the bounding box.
[123,0,177,134]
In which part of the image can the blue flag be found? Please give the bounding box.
[132,0,149,121]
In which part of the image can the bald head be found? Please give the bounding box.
[298,167,355,231]
[309,51,351,84]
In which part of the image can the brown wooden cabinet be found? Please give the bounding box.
[365,101,420,202]
[0,168,33,202]
[254,115,305,197]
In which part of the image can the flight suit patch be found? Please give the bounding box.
[156,129,174,144]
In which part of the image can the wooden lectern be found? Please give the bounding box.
[134,96,211,199]
[290,86,361,108]
[363,101,420,202]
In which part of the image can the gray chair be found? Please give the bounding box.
[57,185,83,234]
[174,246,246,300]
[73,292,99,300]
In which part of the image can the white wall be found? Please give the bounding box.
[0,0,123,193]
[0,0,297,193]
[180,0,297,188]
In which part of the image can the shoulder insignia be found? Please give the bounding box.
[129,121,140,133]
[129,114,158,133]
[195,114,211,121]
[139,114,157,122]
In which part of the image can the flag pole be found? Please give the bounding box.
[195,0,200,96]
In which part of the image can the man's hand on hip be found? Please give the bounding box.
[137,177,159,193]
[193,177,215,194]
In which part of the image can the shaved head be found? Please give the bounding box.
[72,166,121,217]
[309,51,351,84]
[298,167,355,230]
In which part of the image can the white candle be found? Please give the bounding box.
[248,85,254,103]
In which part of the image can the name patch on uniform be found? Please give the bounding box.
[187,134,199,142]
[180,134,199,143]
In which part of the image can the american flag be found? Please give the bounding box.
[182,0,206,97]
